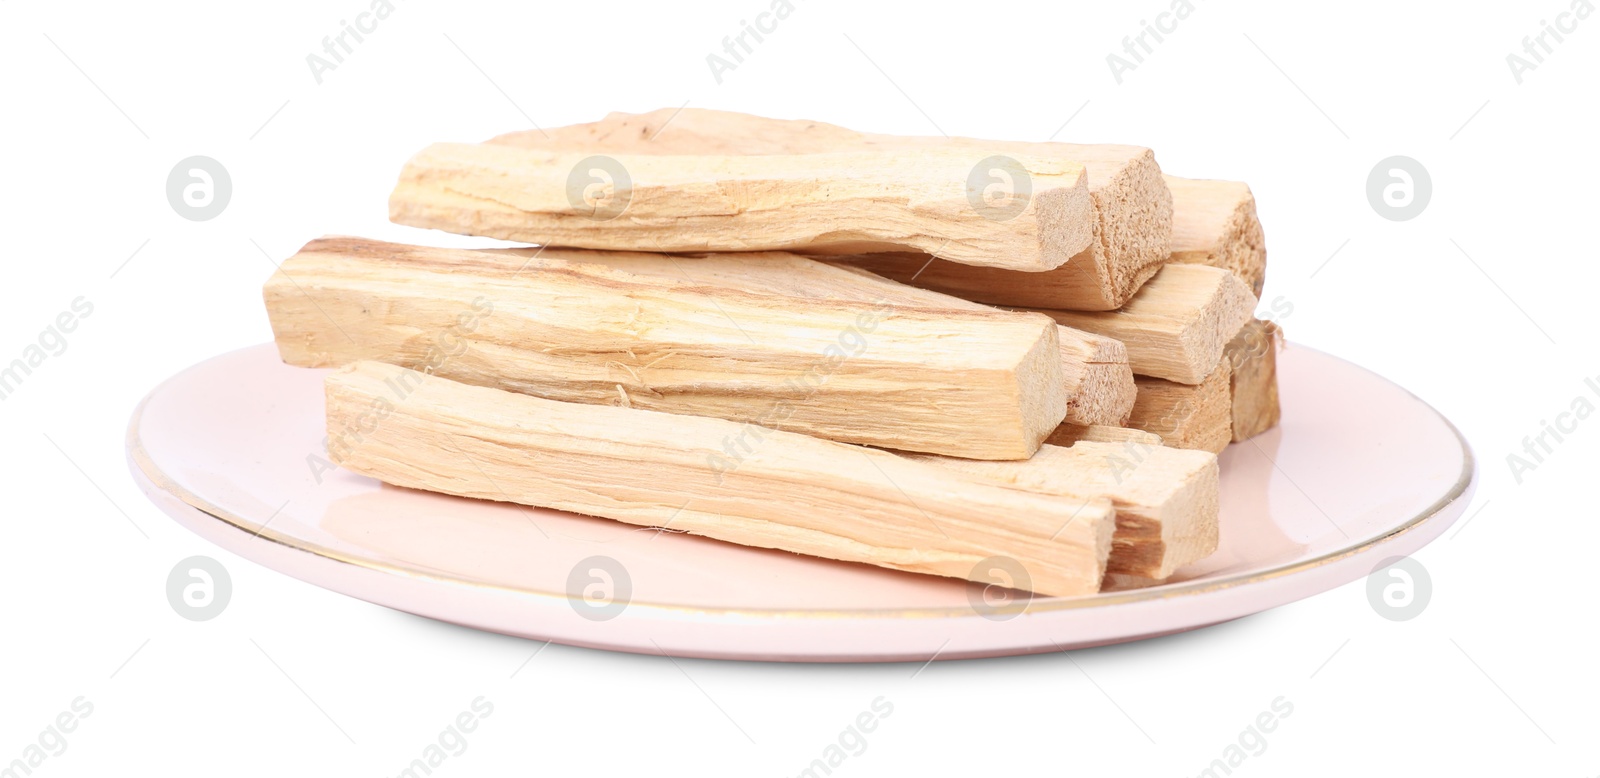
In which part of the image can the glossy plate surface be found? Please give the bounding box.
[127,343,1475,662]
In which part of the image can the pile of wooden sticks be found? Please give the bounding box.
[264,108,1280,598]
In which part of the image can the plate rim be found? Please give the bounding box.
[127,341,1477,621]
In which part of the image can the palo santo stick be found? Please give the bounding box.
[493,247,1135,426]
[1126,362,1234,454]
[326,361,1117,597]
[1029,264,1256,385]
[908,441,1219,580]
[389,143,1094,272]
[266,237,1068,459]
[836,250,1143,312]
[1224,319,1282,441]
[1165,176,1267,297]
[487,107,1173,310]
[1046,424,1162,448]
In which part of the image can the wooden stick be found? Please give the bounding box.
[1165,176,1267,297]
[1224,318,1282,441]
[486,107,1173,310]
[1046,424,1162,448]
[1126,361,1234,454]
[835,250,1149,312]
[908,441,1219,579]
[490,247,1135,427]
[389,142,1094,272]
[325,361,1116,597]
[265,237,1069,460]
[1026,264,1257,385]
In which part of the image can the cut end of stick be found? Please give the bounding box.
[1067,441,1221,579]
[1092,147,1175,305]
[1174,267,1259,384]
[1054,330,1137,427]
[1031,180,1098,274]
[1015,321,1073,453]
[909,440,1219,580]
[1165,176,1267,297]
[1032,264,1257,385]
[1225,318,1283,441]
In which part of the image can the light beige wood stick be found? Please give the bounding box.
[836,250,1140,312]
[1126,361,1234,454]
[490,247,1135,427]
[908,441,1219,580]
[1224,318,1282,441]
[265,237,1068,460]
[1166,176,1267,297]
[1046,424,1162,448]
[1027,264,1256,385]
[326,361,1116,597]
[486,107,1173,311]
[389,142,1094,272]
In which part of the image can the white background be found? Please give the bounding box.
[2,0,1597,775]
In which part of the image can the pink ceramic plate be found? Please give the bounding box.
[127,343,1474,662]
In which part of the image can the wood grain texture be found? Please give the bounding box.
[486,107,1173,310]
[1165,176,1267,297]
[836,249,1153,312]
[1029,264,1257,384]
[1224,318,1282,442]
[488,247,1135,427]
[265,237,1068,460]
[909,441,1219,579]
[1045,424,1163,447]
[389,142,1093,272]
[1126,361,1234,454]
[325,361,1116,597]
